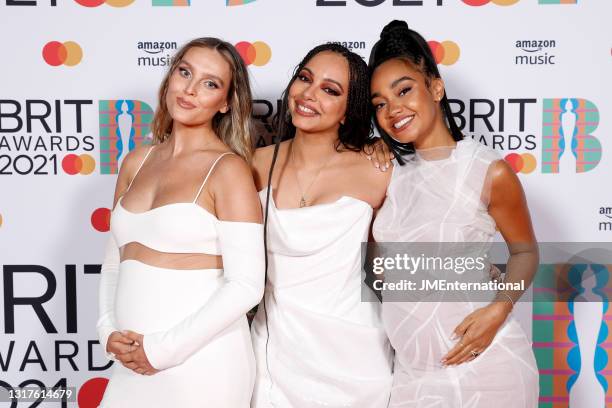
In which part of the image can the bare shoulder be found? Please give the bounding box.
[252,141,288,190]
[209,153,259,200]
[338,149,391,209]
[119,144,154,177]
[210,153,262,223]
[489,159,520,189]
[344,148,392,185]
[253,143,277,164]
[488,159,524,204]
[212,153,254,185]
[113,144,154,203]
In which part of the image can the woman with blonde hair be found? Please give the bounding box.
[96,37,264,407]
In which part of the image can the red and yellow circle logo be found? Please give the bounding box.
[62,154,96,175]
[427,41,460,66]
[505,153,536,174]
[43,41,83,66]
[235,41,271,66]
[462,0,519,5]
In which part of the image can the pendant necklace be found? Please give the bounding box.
[290,139,335,208]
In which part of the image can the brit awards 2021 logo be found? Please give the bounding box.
[0,98,153,177]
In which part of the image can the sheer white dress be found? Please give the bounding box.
[372,138,539,408]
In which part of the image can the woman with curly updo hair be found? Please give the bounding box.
[369,21,539,407]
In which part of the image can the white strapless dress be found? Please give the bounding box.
[251,188,393,408]
[373,138,539,408]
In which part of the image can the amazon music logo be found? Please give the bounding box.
[515,39,557,65]
[136,40,178,68]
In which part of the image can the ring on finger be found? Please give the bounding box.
[470,350,480,358]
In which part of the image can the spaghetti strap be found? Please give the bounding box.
[126,145,155,192]
[193,152,235,203]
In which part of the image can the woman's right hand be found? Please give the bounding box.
[106,331,139,358]
[362,138,394,172]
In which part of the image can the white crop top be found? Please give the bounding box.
[110,147,233,255]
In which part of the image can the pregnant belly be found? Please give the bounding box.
[383,301,491,371]
[114,260,223,333]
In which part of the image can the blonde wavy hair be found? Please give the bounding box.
[151,37,254,161]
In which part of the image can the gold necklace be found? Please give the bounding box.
[289,139,335,208]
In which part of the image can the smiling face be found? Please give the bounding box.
[165,46,231,129]
[370,58,445,145]
[287,51,349,134]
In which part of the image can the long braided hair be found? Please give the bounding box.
[260,43,374,385]
[368,20,464,163]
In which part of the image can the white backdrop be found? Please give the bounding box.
[1,0,611,407]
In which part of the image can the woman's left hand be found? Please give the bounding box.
[441,302,512,366]
[122,330,160,375]
[362,139,394,172]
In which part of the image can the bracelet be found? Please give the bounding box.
[498,291,515,308]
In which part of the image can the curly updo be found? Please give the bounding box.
[369,20,463,160]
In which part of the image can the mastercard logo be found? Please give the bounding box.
[0,213,3,228]
[427,41,460,66]
[227,0,256,4]
[235,41,271,66]
[91,208,111,232]
[62,154,96,175]
[505,153,536,174]
[462,0,519,5]
[43,41,83,67]
[74,0,134,7]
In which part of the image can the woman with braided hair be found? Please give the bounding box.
[250,43,393,407]
[369,21,539,407]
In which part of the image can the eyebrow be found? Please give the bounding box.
[301,67,345,93]
[371,76,415,99]
[178,59,226,87]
